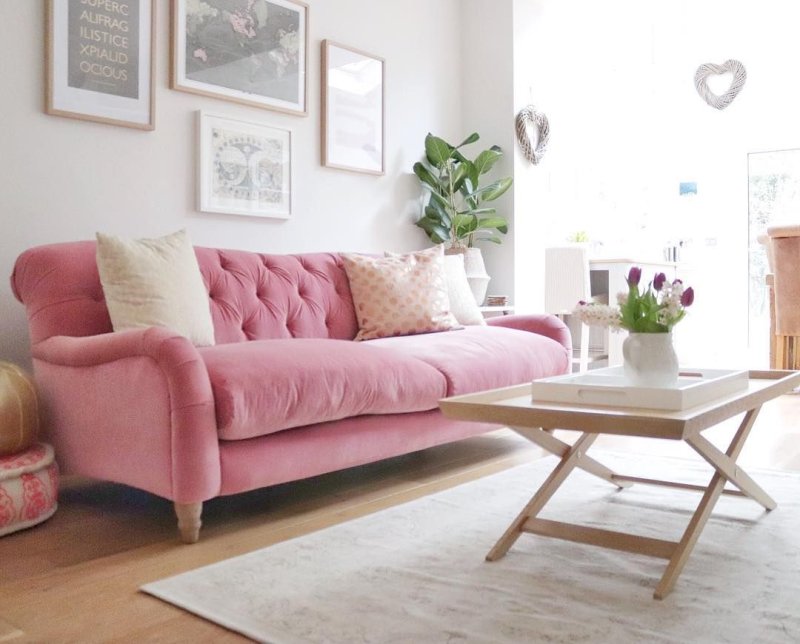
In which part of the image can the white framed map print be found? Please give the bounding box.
[198,112,291,219]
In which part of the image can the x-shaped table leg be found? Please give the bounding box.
[487,431,625,561]
[510,426,633,490]
[654,406,772,599]
[488,407,773,599]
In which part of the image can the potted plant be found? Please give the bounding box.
[413,132,513,304]
[573,267,695,387]
[413,132,512,248]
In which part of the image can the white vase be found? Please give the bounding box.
[461,247,490,306]
[622,332,679,388]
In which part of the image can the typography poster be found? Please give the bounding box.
[46,0,155,130]
[67,0,140,98]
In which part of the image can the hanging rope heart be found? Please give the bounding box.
[515,105,550,165]
[694,59,746,110]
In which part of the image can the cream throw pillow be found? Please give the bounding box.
[342,245,459,341]
[443,254,486,326]
[95,229,215,346]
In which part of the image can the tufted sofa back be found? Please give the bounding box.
[11,241,359,345]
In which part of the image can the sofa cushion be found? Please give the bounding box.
[341,246,459,341]
[202,339,448,440]
[95,230,215,346]
[366,325,566,395]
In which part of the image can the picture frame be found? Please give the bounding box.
[45,0,155,130]
[198,111,292,219]
[321,40,385,175]
[172,0,308,116]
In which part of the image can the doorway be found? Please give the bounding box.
[747,148,800,365]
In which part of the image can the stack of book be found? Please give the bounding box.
[486,295,509,307]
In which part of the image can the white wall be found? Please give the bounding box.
[0,1,464,366]
[511,0,548,314]
[460,0,516,304]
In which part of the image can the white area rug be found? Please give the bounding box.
[141,453,800,643]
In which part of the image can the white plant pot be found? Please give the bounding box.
[457,247,490,306]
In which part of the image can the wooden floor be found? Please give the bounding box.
[1,393,799,642]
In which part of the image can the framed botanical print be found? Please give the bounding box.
[198,111,292,219]
[172,0,308,116]
[321,40,385,175]
[46,0,155,130]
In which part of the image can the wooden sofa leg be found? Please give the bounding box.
[175,502,203,544]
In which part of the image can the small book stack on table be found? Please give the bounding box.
[486,295,509,307]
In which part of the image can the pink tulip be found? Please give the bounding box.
[681,287,695,307]
[653,272,667,291]
[627,266,642,286]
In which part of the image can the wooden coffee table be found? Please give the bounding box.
[439,370,800,599]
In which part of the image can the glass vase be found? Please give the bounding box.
[622,332,679,388]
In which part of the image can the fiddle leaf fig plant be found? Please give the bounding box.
[413,132,513,249]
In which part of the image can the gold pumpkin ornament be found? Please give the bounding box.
[0,362,39,456]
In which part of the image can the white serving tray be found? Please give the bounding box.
[531,366,749,411]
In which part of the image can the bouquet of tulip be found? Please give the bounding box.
[573,266,694,333]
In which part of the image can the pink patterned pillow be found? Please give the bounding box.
[342,246,459,341]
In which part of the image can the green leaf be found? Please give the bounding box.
[473,148,503,176]
[459,207,495,217]
[477,216,508,234]
[459,176,479,210]
[453,214,478,239]
[425,134,453,167]
[415,216,449,243]
[452,149,469,165]
[475,234,503,244]
[423,188,449,210]
[413,161,440,191]
[469,177,513,202]
[425,201,451,228]
[456,132,480,148]
[451,161,472,193]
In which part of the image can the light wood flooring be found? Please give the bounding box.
[1,393,799,642]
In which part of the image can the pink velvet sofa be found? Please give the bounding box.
[11,242,571,542]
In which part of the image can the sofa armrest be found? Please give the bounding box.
[31,327,220,503]
[487,314,572,355]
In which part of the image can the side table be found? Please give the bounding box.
[0,443,59,537]
[479,305,515,318]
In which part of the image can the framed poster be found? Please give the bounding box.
[198,112,292,219]
[172,0,308,116]
[321,40,385,175]
[45,0,155,130]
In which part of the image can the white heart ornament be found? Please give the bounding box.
[515,106,550,165]
[694,59,746,110]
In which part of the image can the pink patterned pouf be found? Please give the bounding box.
[0,443,58,537]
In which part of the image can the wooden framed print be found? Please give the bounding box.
[172,0,308,116]
[46,0,155,130]
[321,40,385,175]
[198,111,292,219]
